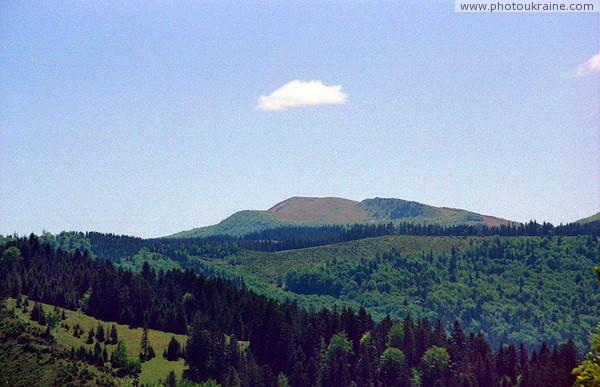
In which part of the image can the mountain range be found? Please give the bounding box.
[169,196,514,238]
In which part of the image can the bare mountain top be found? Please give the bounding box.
[267,196,510,227]
[268,197,369,223]
[168,196,513,238]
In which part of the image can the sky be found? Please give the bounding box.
[1,1,598,238]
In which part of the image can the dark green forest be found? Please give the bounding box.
[12,220,599,353]
[0,234,588,386]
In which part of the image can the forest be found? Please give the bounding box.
[0,233,595,386]
[11,220,600,352]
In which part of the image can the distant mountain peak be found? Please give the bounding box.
[168,196,513,239]
[268,197,364,223]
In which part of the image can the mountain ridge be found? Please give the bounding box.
[168,196,514,239]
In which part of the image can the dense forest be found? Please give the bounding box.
[10,221,599,353]
[0,234,590,386]
[281,235,600,351]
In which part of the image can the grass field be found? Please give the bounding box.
[6,297,187,385]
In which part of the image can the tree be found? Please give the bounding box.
[421,346,450,386]
[110,340,129,368]
[356,332,378,387]
[573,340,600,386]
[185,314,213,382]
[30,302,45,325]
[277,373,290,387]
[86,328,95,344]
[139,323,156,362]
[109,324,118,345]
[79,288,92,312]
[165,370,177,387]
[322,332,354,387]
[379,347,407,386]
[387,322,403,349]
[572,267,600,385]
[165,336,182,361]
[96,324,105,343]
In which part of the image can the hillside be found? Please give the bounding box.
[169,196,514,238]
[577,212,600,224]
[1,298,187,386]
[0,234,584,386]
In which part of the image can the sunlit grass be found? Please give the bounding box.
[6,297,188,385]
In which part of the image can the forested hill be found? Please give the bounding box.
[0,235,583,386]
[6,218,598,352]
[168,196,515,239]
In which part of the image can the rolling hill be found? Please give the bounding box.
[169,196,514,238]
[577,212,600,224]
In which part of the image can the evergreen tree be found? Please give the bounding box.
[86,328,95,344]
[165,336,182,361]
[165,370,177,387]
[96,324,105,343]
[321,332,354,387]
[140,324,150,361]
[355,332,378,387]
[109,324,118,345]
[110,340,129,368]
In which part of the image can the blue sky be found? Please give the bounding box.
[1,1,598,238]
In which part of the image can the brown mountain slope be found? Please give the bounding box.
[267,196,512,227]
[169,196,514,238]
[268,197,370,223]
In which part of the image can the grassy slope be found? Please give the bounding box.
[234,235,471,282]
[0,305,121,386]
[577,212,600,224]
[168,210,289,238]
[5,298,187,386]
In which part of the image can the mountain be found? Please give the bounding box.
[168,196,513,238]
[577,212,600,224]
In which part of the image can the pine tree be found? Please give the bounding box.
[355,332,378,387]
[109,324,118,345]
[165,370,177,387]
[140,324,150,361]
[165,336,182,361]
[96,324,105,343]
[86,328,95,344]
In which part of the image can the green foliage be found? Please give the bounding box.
[46,309,61,331]
[573,326,600,385]
[79,289,92,313]
[169,210,287,238]
[1,246,22,264]
[325,331,354,361]
[421,346,450,383]
[110,340,129,368]
[120,247,183,273]
[40,231,94,256]
[277,372,290,387]
[322,332,354,386]
[240,235,599,351]
[387,322,404,349]
[379,347,407,386]
[573,266,600,385]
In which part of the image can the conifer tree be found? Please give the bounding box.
[86,328,95,344]
[96,324,105,343]
[109,324,118,345]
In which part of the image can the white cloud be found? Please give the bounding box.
[571,51,600,76]
[256,80,348,111]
